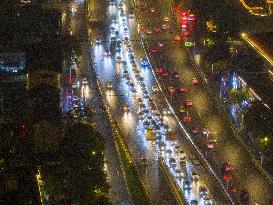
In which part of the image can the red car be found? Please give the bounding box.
[155,67,163,73]
[154,27,160,33]
[182,116,192,122]
[141,27,147,33]
[150,47,158,54]
[139,2,147,10]
[161,71,168,77]
[172,72,179,78]
[178,87,188,92]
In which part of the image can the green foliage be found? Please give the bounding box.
[202,33,230,65]
[244,100,273,135]
[60,34,82,59]
[42,121,110,205]
[115,132,151,205]
[204,59,231,75]
[229,89,250,104]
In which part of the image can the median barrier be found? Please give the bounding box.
[95,74,152,205]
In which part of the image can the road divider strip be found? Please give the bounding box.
[158,157,188,205]
[96,76,152,205]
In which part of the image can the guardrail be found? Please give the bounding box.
[96,77,152,205]
[158,157,187,205]
[168,2,273,185]
[131,0,234,204]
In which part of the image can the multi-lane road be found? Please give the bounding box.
[89,0,235,204]
[63,0,273,204]
[133,0,273,204]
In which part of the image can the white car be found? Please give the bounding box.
[162,24,168,30]
[147,29,152,34]
[164,16,170,22]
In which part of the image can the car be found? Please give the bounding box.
[150,7,155,12]
[118,3,123,9]
[178,87,188,92]
[137,98,144,105]
[179,105,186,113]
[123,104,130,112]
[182,180,192,191]
[186,99,192,106]
[82,78,88,85]
[163,108,171,115]
[204,196,213,205]
[138,77,144,82]
[95,37,102,44]
[140,58,149,68]
[123,27,129,34]
[150,47,158,54]
[129,11,135,18]
[164,16,170,22]
[138,111,144,119]
[172,72,179,78]
[179,156,187,167]
[182,116,192,122]
[161,71,168,77]
[110,26,115,33]
[123,69,129,75]
[188,14,195,21]
[143,120,150,129]
[116,56,122,63]
[125,76,130,82]
[106,81,112,89]
[157,42,164,47]
[143,90,149,99]
[191,77,198,85]
[104,50,111,57]
[147,28,152,34]
[124,36,129,42]
[199,186,208,198]
[131,88,137,96]
[191,171,199,181]
[169,29,174,34]
[122,18,127,24]
[150,104,157,111]
[154,27,160,33]
[162,24,168,30]
[174,35,181,41]
[155,67,163,73]
[120,12,125,17]
[152,85,159,92]
[111,16,118,24]
[190,200,198,205]
[139,2,147,10]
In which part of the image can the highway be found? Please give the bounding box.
[133,0,273,204]
[88,0,235,204]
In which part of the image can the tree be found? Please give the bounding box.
[202,33,230,65]
[42,121,110,204]
[244,100,273,135]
